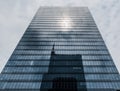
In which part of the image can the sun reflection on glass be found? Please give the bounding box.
[61,17,72,29]
[63,20,69,27]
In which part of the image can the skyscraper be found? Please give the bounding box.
[0,7,120,91]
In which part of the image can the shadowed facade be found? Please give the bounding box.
[40,45,87,91]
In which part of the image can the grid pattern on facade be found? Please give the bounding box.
[0,7,120,91]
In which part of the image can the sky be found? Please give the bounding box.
[0,0,120,73]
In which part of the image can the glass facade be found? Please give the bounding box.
[0,7,120,91]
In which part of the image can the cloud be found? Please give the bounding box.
[0,0,39,72]
[0,0,120,73]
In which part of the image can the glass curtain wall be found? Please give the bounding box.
[0,7,120,91]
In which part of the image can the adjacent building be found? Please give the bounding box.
[0,7,120,91]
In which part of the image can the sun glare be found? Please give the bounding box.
[61,17,72,29]
[63,20,69,27]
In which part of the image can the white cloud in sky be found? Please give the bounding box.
[0,0,120,73]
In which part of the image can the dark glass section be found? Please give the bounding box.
[49,77,77,91]
[40,45,87,91]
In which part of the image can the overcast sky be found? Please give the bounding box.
[0,0,120,73]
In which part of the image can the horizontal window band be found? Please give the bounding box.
[30,21,96,23]
[28,27,97,29]
[30,22,96,25]
[15,49,108,51]
[2,73,119,75]
[20,38,104,41]
[23,35,101,39]
[2,67,117,73]
[25,33,99,35]
[13,52,108,55]
[21,39,103,42]
[31,23,95,25]
[28,27,98,29]
[5,65,115,67]
[18,45,105,46]
[32,18,93,19]
[27,30,98,32]
[29,27,97,29]
[19,41,104,43]
[29,25,96,27]
[26,30,99,32]
[34,16,92,20]
[1,80,120,82]
[29,24,97,26]
[16,45,107,48]
[19,43,104,45]
[1,73,118,76]
[21,37,102,39]
[15,47,107,49]
[10,55,112,58]
[24,32,100,37]
[9,59,111,61]
[2,72,118,74]
[6,60,114,65]
[31,20,94,22]
[9,59,112,61]
[29,24,96,27]
[16,45,106,47]
[0,88,117,91]
[17,44,105,46]
[23,35,101,37]
[20,40,104,42]
[7,60,113,62]
[23,33,101,36]
[3,66,116,68]
[13,49,109,52]
[18,44,105,47]
[34,15,91,17]
[33,16,93,18]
